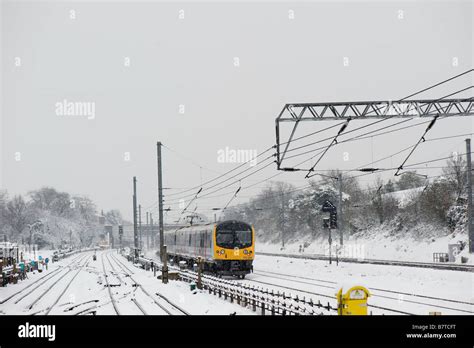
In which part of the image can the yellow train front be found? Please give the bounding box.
[164,220,254,278]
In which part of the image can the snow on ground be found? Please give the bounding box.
[247,254,474,315]
[257,231,471,264]
[2,248,472,316]
[0,250,254,315]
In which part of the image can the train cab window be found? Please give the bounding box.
[216,221,253,249]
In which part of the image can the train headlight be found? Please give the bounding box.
[219,249,225,255]
[243,250,249,255]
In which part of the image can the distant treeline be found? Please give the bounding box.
[0,187,124,248]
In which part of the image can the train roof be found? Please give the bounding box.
[165,220,251,234]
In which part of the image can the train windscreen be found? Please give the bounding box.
[216,222,252,249]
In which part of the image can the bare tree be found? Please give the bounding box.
[4,195,32,238]
[104,209,123,225]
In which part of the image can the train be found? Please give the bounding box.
[164,220,255,278]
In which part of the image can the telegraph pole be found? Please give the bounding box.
[133,177,139,259]
[146,212,149,249]
[150,213,154,249]
[338,173,343,246]
[157,142,165,261]
[139,204,142,253]
[466,139,474,253]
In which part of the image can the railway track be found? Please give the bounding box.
[0,253,87,305]
[100,252,122,315]
[141,253,471,315]
[44,253,93,315]
[110,252,189,315]
[246,270,474,315]
[18,253,91,313]
[255,269,474,306]
[135,253,332,315]
[257,251,474,272]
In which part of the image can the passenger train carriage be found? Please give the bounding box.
[164,220,254,278]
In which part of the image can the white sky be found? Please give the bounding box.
[1,0,473,221]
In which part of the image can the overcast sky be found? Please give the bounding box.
[1,0,473,222]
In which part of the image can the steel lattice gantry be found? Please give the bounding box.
[275,98,474,170]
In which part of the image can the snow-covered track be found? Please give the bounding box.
[110,252,189,315]
[128,253,334,315]
[255,269,474,306]
[257,252,474,272]
[22,253,90,311]
[44,253,93,315]
[178,270,335,315]
[0,253,85,305]
[100,253,121,315]
[246,270,474,315]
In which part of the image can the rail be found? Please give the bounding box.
[256,251,474,272]
[125,254,337,315]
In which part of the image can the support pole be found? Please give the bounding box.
[157,142,165,261]
[162,245,168,284]
[146,212,149,249]
[150,214,154,249]
[338,173,343,246]
[133,177,139,259]
[466,139,474,253]
[139,204,142,253]
[197,257,203,290]
[328,228,332,265]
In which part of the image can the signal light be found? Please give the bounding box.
[330,211,338,229]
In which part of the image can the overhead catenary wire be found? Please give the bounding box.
[354,68,473,117]
[164,146,275,198]
[162,152,275,203]
[161,85,472,213]
[176,187,202,223]
[156,75,473,220]
[277,70,473,172]
[162,144,224,175]
[289,95,473,176]
[393,115,440,176]
[282,85,473,160]
[219,185,242,219]
[154,131,473,212]
[305,118,352,178]
[157,164,461,218]
[351,151,474,180]
[163,83,472,207]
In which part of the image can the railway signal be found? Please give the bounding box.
[321,200,336,213]
[321,200,338,265]
[118,225,123,250]
[330,211,338,229]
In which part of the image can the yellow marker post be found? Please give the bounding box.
[336,285,370,315]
